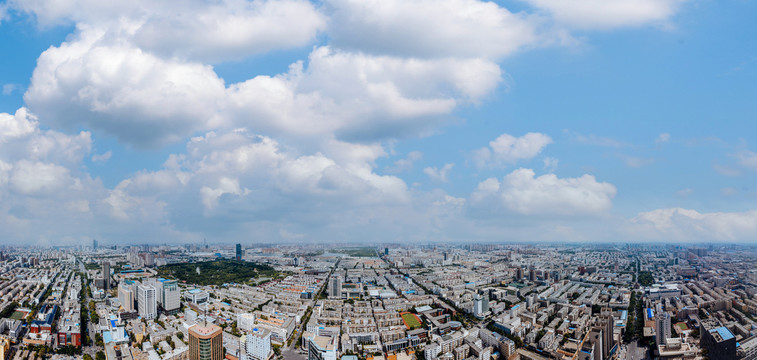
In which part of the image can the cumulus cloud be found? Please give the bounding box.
[631,207,757,242]
[471,168,616,216]
[11,0,326,63]
[474,132,552,168]
[424,163,454,182]
[521,0,685,29]
[326,0,545,59]
[25,27,227,147]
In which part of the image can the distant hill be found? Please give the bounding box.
[156,259,279,286]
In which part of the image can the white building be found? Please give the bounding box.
[137,284,157,320]
[244,328,272,360]
[118,282,135,312]
[184,289,209,305]
[158,279,180,314]
[238,313,256,333]
[307,334,337,360]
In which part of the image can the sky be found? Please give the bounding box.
[0,0,756,246]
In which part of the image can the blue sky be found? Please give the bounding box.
[0,0,756,245]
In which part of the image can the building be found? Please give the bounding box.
[385,248,389,256]
[185,289,210,305]
[328,276,341,299]
[137,284,157,320]
[102,261,111,290]
[188,324,224,360]
[473,294,488,319]
[701,325,737,360]
[93,239,98,250]
[236,244,243,261]
[238,313,256,333]
[158,279,180,314]
[655,312,671,346]
[118,281,135,312]
[245,328,271,360]
[0,336,9,360]
[307,334,337,360]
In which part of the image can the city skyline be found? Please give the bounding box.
[1,1,757,245]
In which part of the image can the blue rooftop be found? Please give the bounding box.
[712,327,734,341]
[646,308,654,319]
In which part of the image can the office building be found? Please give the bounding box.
[328,276,341,299]
[655,312,671,346]
[244,328,271,360]
[189,324,224,360]
[158,279,180,314]
[118,281,135,312]
[473,293,488,318]
[385,248,389,256]
[102,261,111,290]
[238,313,256,333]
[701,324,736,360]
[236,244,243,261]
[137,284,157,320]
[93,239,98,250]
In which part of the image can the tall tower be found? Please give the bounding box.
[188,324,223,360]
[656,312,671,345]
[137,284,157,320]
[101,261,111,290]
[329,275,342,299]
[236,244,242,261]
[93,239,98,250]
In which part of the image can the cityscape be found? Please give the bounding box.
[1,0,756,360]
[0,243,755,360]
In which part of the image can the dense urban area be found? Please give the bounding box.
[0,242,755,360]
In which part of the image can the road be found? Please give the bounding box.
[625,340,649,360]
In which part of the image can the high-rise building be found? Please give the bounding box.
[655,312,671,346]
[101,262,111,290]
[237,313,256,333]
[701,323,737,360]
[137,284,157,320]
[599,308,615,359]
[244,328,271,360]
[328,276,341,299]
[158,279,180,314]
[188,324,224,360]
[118,281,135,312]
[473,294,484,318]
[384,248,389,256]
[93,239,98,250]
[293,257,299,266]
[236,244,242,261]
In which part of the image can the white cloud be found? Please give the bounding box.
[471,168,616,216]
[200,177,249,210]
[228,47,502,142]
[11,0,326,63]
[474,132,552,168]
[25,28,227,147]
[632,208,757,242]
[735,150,757,171]
[721,187,739,196]
[675,188,693,197]
[91,151,112,162]
[326,0,546,59]
[0,108,37,143]
[386,151,422,173]
[522,0,685,29]
[656,132,671,144]
[9,160,71,196]
[618,154,654,168]
[424,163,454,182]
[2,84,18,95]
[543,157,559,172]
[713,163,741,177]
